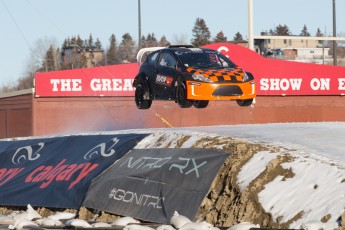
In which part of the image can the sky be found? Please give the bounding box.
[2,122,345,229]
[1,0,345,86]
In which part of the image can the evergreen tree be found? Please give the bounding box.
[43,45,56,72]
[269,29,276,36]
[275,24,291,35]
[214,31,227,43]
[88,34,94,48]
[118,33,136,63]
[159,35,170,47]
[191,18,211,47]
[76,35,83,48]
[146,33,158,47]
[316,28,323,37]
[71,36,77,46]
[62,39,68,47]
[140,35,147,48]
[147,33,152,42]
[106,34,119,65]
[95,38,102,49]
[300,25,311,36]
[316,28,324,45]
[233,32,243,41]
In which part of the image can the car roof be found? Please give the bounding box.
[136,46,215,66]
[163,46,213,53]
[136,47,165,65]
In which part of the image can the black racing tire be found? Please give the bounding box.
[176,81,193,108]
[236,99,253,107]
[135,84,152,109]
[193,100,209,109]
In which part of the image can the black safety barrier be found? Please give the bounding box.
[0,133,147,209]
[83,148,228,224]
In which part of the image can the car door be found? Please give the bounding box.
[143,51,160,99]
[153,51,179,100]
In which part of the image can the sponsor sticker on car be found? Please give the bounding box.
[156,74,173,87]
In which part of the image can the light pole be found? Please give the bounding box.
[248,0,254,50]
[333,0,337,66]
[138,0,142,49]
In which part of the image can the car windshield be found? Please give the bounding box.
[176,50,237,69]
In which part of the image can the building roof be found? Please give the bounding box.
[0,88,34,99]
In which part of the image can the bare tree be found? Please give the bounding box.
[25,37,58,76]
[6,37,60,91]
[171,33,189,45]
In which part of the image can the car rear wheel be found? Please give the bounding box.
[135,84,152,109]
[193,100,209,109]
[176,82,192,108]
[236,99,253,107]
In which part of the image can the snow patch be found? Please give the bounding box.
[237,151,278,190]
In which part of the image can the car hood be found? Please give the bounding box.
[186,66,245,82]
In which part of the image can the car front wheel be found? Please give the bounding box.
[236,99,253,107]
[176,82,192,108]
[135,84,152,109]
[193,100,209,108]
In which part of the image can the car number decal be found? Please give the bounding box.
[156,74,173,87]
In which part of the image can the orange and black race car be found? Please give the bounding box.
[133,45,256,109]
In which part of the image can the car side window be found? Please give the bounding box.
[218,56,229,67]
[147,52,159,64]
[218,53,237,68]
[159,52,177,69]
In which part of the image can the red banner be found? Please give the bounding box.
[35,63,139,97]
[35,44,345,97]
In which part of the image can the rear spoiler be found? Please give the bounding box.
[136,47,165,66]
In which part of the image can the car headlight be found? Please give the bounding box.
[243,72,254,82]
[192,74,212,83]
[243,72,249,82]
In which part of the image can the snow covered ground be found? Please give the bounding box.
[185,122,345,230]
[135,122,345,229]
[1,122,345,230]
[186,122,345,166]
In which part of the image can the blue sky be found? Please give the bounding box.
[0,0,344,85]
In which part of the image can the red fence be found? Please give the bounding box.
[35,43,345,97]
[35,63,137,97]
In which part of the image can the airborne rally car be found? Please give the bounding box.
[133,45,256,109]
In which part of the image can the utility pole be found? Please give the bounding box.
[333,0,337,66]
[248,0,254,50]
[138,0,142,49]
